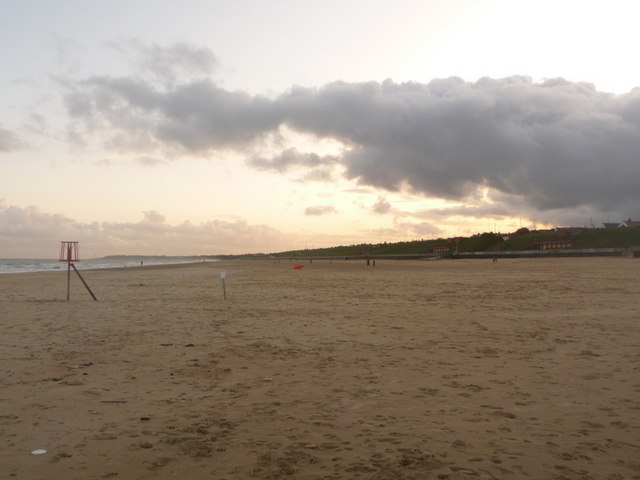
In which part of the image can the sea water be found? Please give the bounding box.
[0,256,213,274]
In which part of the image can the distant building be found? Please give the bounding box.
[619,219,640,227]
[601,219,640,228]
[534,239,574,250]
[554,227,588,236]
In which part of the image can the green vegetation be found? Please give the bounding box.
[271,227,640,257]
[498,227,640,251]
[456,233,504,252]
[275,240,432,258]
[573,227,640,249]
[497,230,559,251]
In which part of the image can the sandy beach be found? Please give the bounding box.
[1,257,639,479]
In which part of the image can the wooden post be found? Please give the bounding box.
[71,263,98,301]
[220,271,227,300]
[66,262,71,301]
[60,241,79,300]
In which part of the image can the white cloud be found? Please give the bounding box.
[248,148,339,172]
[304,205,337,216]
[371,197,392,214]
[109,40,219,88]
[0,125,24,152]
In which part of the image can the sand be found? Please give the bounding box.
[1,257,639,480]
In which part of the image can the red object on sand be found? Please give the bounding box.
[293,264,304,270]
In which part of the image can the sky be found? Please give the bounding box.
[1,0,640,257]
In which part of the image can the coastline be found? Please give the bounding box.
[0,257,216,275]
[1,257,639,479]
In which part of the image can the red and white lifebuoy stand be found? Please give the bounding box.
[59,241,97,301]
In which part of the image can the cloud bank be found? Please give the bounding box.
[0,204,287,257]
[63,44,640,225]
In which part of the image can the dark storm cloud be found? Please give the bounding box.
[63,55,640,219]
[278,78,640,213]
[65,76,278,151]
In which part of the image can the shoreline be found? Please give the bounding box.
[0,258,218,276]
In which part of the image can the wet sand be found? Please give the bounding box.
[1,257,639,479]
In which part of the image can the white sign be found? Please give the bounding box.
[220,271,227,279]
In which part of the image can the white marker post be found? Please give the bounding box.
[220,271,227,300]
